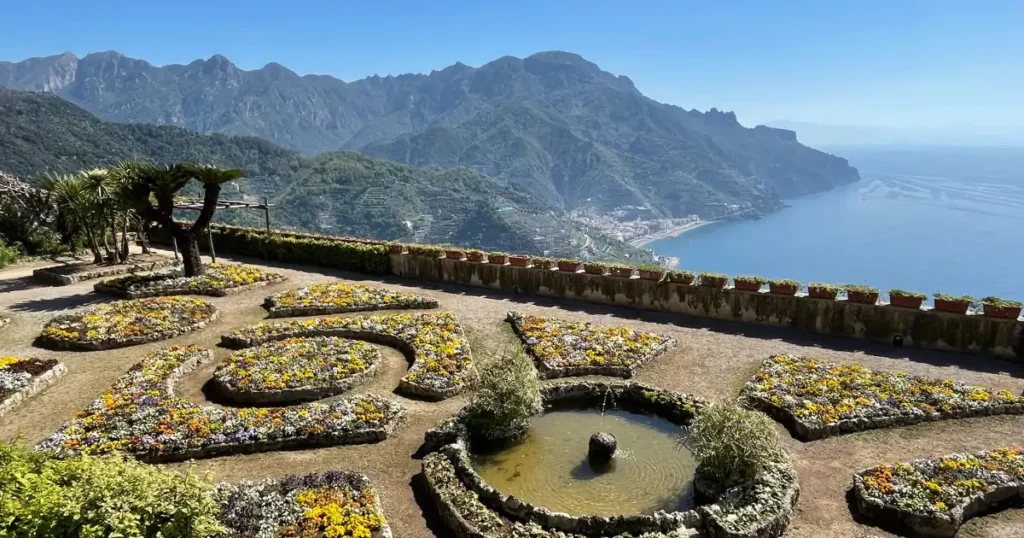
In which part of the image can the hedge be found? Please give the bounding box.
[203,225,391,275]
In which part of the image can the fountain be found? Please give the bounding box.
[588,432,617,464]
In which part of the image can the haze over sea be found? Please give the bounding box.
[647,146,1024,303]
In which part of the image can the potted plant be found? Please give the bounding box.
[667,270,696,285]
[557,259,582,272]
[932,293,974,315]
[532,257,555,270]
[467,249,486,262]
[807,283,841,300]
[845,284,880,305]
[888,289,926,309]
[584,262,608,275]
[488,252,509,265]
[387,243,405,254]
[733,275,765,292]
[609,264,635,278]
[698,272,728,288]
[407,244,444,258]
[980,296,1023,320]
[508,254,531,267]
[768,279,799,296]
[445,248,466,260]
[636,264,665,281]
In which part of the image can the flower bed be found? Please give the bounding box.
[853,448,1024,538]
[213,337,382,404]
[216,471,393,538]
[263,281,438,317]
[95,263,286,299]
[0,357,66,419]
[37,345,405,462]
[741,354,1024,441]
[223,312,475,400]
[39,296,218,350]
[505,311,675,378]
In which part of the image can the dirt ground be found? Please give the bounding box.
[1,251,1021,538]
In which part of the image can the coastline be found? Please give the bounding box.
[630,220,716,247]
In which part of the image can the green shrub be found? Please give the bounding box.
[206,225,390,274]
[465,347,543,442]
[981,296,1023,308]
[733,275,765,284]
[698,272,728,286]
[0,239,20,269]
[532,256,554,269]
[768,278,799,287]
[683,402,787,492]
[0,443,223,537]
[933,293,975,303]
[845,284,879,294]
[406,244,444,257]
[636,263,664,272]
[808,282,842,293]
[889,289,926,299]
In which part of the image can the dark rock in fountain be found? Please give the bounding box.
[588,432,617,464]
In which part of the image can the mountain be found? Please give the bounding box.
[1,50,860,218]
[0,88,647,260]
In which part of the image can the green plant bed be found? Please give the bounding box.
[742,354,1024,441]
[1,356,66,419]
[888,289,926,309]
[980,296,1023,319]
[39,296,218,350]
[263,281,438,317]
[207,224,391,275]
[94,263,286,299]
[768,279,800,295]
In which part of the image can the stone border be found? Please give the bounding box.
[852,464,1023,538]
[0,361,66,419]
[506,312,677,379]
[95,273,287,299]
[32,255,176,286]
[264,301,438,318]
[38,307,219,351]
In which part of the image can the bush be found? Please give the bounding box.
[683,402,787,491]
[0,239,20,269]
[206,225,390,275]
[0,443,223,537]
[465,347,543,442]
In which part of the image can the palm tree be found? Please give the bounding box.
[34,172,105,263]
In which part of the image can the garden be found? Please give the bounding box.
[94,262,286,298]
[741,354,1024,440]
[263,280,438,317]
[506,311,675,378]
[39,296,219,350]
[0,356,65,418]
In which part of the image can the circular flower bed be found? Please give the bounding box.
[37,345,405,462]
[39,296,218,350]
[223,312,475,400]
[216,471,392,538]
[95,263,286,299]
[1,356,66,419]
[264,281,437,317]
[742,354,1024,440]
[213,337,382,404]
[506,311,676,378]
[854,447,1024,538]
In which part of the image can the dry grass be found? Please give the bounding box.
[1,250,1021,538]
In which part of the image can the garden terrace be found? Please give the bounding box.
[212,336,382,404]
[506,311,676,378]
[39,296,218,350]
[853,448,1024,538]
[263,281,438,317]
[31,252,176,285]
[94,263,286,299]
[0,356,65,419]
[742,354,1024,441]
[37,345,405,462]
[224,312,475,400]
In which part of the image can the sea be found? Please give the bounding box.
[646,146,1024,302]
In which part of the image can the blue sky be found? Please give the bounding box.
[1,0,1021,129]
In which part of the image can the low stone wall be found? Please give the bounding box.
[38,309,219,351]
[0,362,66,419]
[32,254,176,285]
[391,255,1024,362]
[95,274,286,299]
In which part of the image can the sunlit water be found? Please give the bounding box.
[471,409,697,517]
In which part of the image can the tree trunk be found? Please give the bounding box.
[84,229,103,264]
[140,221,152,254]
[179,233,204,277]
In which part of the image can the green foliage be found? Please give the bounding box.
[0,239,21,269]
[980,296,1023,308]
[808,283,842,293]
[733,275,765,284]
[206,225,391,275]
[557,258,580,265]
[532,257,555,269]
[889,289,926,299]
[844,284,879,294]
[768,278,799,287]
[683,402,787,491]
[933,293,975,303]
[698,272,728,286]
[667,270,695,282]
[465,347,544,442]
[636,263,664,272]
[406,244,444,257]
[0,443,223,538]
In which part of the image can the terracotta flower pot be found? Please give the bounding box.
[611,267,635,278]
[488,254,508,265]
[734,280,763,292]
[558,261,582,272]
[889,295,924,309]
[467,252,485,262]
[639,269,664,281]
[847,291,880,305]
[700,276,728,288]
[808,287,838,300]
[508,255,531,267]
[445,250,466,261]
[669,273,695,285]
[584,264,606,275]
[933,298,970,315]
[769,284,798,296]
[983,304,1022,320]
[387,244,404,254]
[533,259,554,270]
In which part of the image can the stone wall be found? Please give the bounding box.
[390,254,1024,363]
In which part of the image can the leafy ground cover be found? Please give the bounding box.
[95,263,286,298]
[506,311,675,378]
[742,354,1024,440]
[39,296,218,350]
[264,281,437,317]
[37,345,404,461]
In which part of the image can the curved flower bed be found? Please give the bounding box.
[1,357,66,419]
[95,263,286,299]
[39,296,218,350]
[853,448,1024,538]
[505,312,675,378]
[264,281,437,317]
[422,381,799,538]
[37,345,405,462]
[216,471,393,538]
[741,354,1024,441]
[213,337,382,404]
[223,312,475,400]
